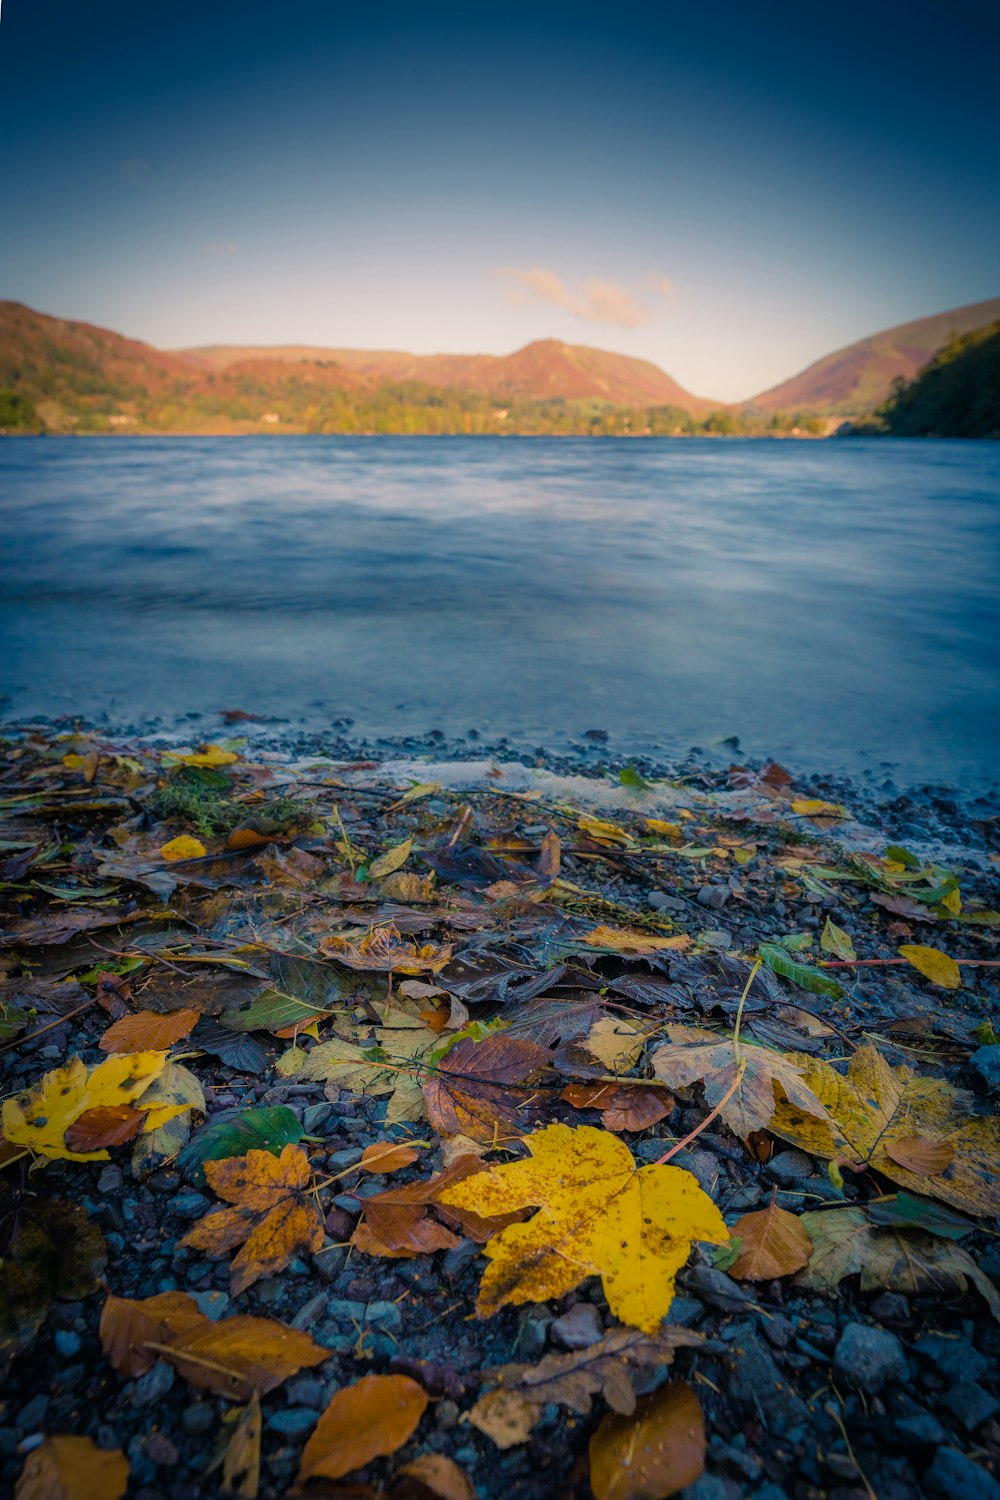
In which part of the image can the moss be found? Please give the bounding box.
[151,767,309,839]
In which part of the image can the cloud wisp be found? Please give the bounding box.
[495,266,663,328]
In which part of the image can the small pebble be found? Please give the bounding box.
[833,1322,908,1393]
[549,1303,603,1350]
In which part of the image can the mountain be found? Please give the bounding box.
[175,337,716,413]
[865,320,1000,438]
[748,297,1000,415]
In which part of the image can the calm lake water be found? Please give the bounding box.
[2,436,998,791]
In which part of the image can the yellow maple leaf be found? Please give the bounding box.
[438,1124,728,1333]
[769,1042,1000,1216]
[163,744,238,768]
[898,943,961,989]
[1,1052,187,1162]
[178,1144,324,1294]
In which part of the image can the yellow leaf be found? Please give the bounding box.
[589,1381,705,1500]
[940,887,963,916]
[581,927,688,955]
[438,1124,728,1334]
[899,944,961,989]
[15,1435,128,1500]
[790,799,846,818]
[578,816,634,848]
[1,1052,176,1162]
[368,838,414,879]
[645,819,681,839]
[163,744,238,768]
[820,917,856,962]
[769,1042,1000,1216]
[159,835,207,862]
[299,1374,428,1482]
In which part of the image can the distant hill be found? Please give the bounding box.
[748,297,1000,415]
[864,321,1000,438]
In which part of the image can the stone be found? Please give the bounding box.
[869,1293,909,1323]
[267,1408,319,1435]
[766,1149,814,1186]
[668,1296,705,1328]
[131,1360,176,1407]
[171,1191,209,1218]
[327,1146,365,1170]
[648,891,687,913]
[442,1239,479,1282]
[727,1328,808,1429]
[913,1333,989,1383]
[97,1164,123,1193]
[833,1323,908,1393]
[191,1290,229,1321]
[969,1045,1000,1096]
[550,1302,603,1350]
[53,1329,82,1358]
[291,1292,328,1330]
[181,1405,215,1436]
[926,1447,1000,1500]
[892,1413,946,1447]
[680,1478,743,1500]
[686,1266,750,1313]
[942,1382,1000,1431]
[365,1299,403,1334]
[144,1431,178,1466]
[696,884,731,910]
[302,1103,336,1133]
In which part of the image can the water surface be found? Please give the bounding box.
[2,436,997,791]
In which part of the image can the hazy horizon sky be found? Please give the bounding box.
[2,0,998,400]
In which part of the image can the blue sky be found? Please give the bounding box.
[1,0,998,400]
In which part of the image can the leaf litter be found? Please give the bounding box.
[0,726,998,1498]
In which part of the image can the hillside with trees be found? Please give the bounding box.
[864,321,1000,438]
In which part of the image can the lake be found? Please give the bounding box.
[1,436,998,792]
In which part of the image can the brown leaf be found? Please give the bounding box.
[222,1392,261,1498]
[99,1290,327,1399]
[14,1435,128,1500]
[353,1156,524,1258]
[488,1326,704,1419]
[885,1136,956,1176]
[589,1380,705,1500]
[99,1007,202,1054]
[729,1200,813,1280]
[359,1143,420,1175]
[561,1082,673,1134]
[422,1036,550,1142]
[298,1374,428,1482]
[178,1144,324,1294]
[393,1455,475,1500]
[63,1104,149,1152]
[467,1389,537,1449]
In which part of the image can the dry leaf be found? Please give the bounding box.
[359,1143,420,1174]
[884,1135,956,1176]
[580,1016,645,1072]
[2,1053,187,1162]
[768,1042,1000,1216]
[487,1326,703,1419]
[422,1036,549,1142]
[319,923,452,975]
[354,1156,522,1257]
[899,944,961,989]
[729,1200,812,1280]
[369,839,414,879]
[99,1007,201,1054]
[577,816,634,848]
[438,1124,728,1333]
[14,1435,128,1500]
[223,1391,261,1498]
[394,1454,475,1500]
[561,1082,673,1134]
[581,927,688,955]
[650,1025,832,1140]
[99,1290,327,1398]
[164,745,237,768]
[298,1374,428,1482]
[589,1380,705,1500]
[820,917,856,961]
[160,835,208,861]
[467,1389,537,1449]
[790,798,846,818]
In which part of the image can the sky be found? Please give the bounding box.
[1,0,998,401]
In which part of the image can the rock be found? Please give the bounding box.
[833,1323,908,1393]
[302,1103,336,1133]
[550,1303,603,1350]
[668,1297,705,1328]
[727,1183,763,1211]
[893,1413,946,1447]
[766,1149,814,1186]
[191,1290,229,1321]
[913,1333,989,1383]
[969,1045,1000,1096]
[942,1382,1000,1431]
[670,1149,719,1197]
[686,1266,750,1313]
[131,1360,176,1407]
[53,1329,82,1358]
[181,1404,215,1436]
[97,1165,123,1193]
[515,1311,550,1360]
[365,1299,403,1335]
[680,1478,743,1500]
[291,1292,328,1330]
[17,1395,50,1431]
[696,884,731,910]
[869,1293,909,1323]
[170,1191,209,1218]
[267,1408,319,1435]
[328,1146,365,1170]
[648,891,687,913]
[926,1447,1000,1500]
[442,1239,479,1282]
[144,1431,178,1466]
[286,1377,325,1408]
[727,1327,808,1429]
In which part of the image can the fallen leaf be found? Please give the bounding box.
[64,1104,149,1152]
[298,1374,428,1482]
[354,1156,522,1257]
[132,1061,206,1175]
[577,816,634,848]
[320,923,452,975]
[393,1453,474,1500]
[650,1025,832,1140]
[369,839,414,879]
[14,1435,128,1500]
[866,1191,975,1239]
[820,917,856,961]
[422,1035,550,1142]
[359,1143,420,1174]
[561,1082,673,1134]
[729,1200,812,1280]
[438,1123,728,1333]
[164,745,238,768]
[0,1199,107,1362]
[99,1007,201,1054]
[486,1326,703,1420]
[581,927,687,955]
[223,1391,261,1498]
[177,1106,305,1186]
[589,1380,705,1500]
[758,943,846,999]
[1,1053,187,1162]
[178,1144,324,1294]
[768,1042,1000,1215]
[899,944,961,989]
[160,835,208,862]
[790,799,846,819]
[884,1135,956,1176]
[467,1389,537,1449]
[645,819,681,838]
[99,1290,327,1397]
[579,1016,645,1072]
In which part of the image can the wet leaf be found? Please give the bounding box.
[561,1082,673,1134]
[467,1389,537,1448]
[580,927,687,955]
[359,1142,420,1174]
[0,1198,107,1362]
[369,838,414,879]
[298,1374,428,1482]
[758,943,845,999]
[729,1200,812,1280]
[579,1016,645,1072]
[866,1191,975,1239]
[160,835,208,861]
[178,1144,324,1294]
[64,1104,149,1151]
[320,923,452,974]
[177,1105,304,1186]
[899,943,961,989]
[885,1135,956,1175]
[222,1391,261,1498]
[353,1155,522,1257]
[99,1007,201,1053]
[589,1380,705,1500]
[14,1435,128,1500]
[1,1052,187,1161]
[487,1326,704,1419]
[790,799,846,819]
[393,1453,474,1500]
[99,1290,327,1396]
[422,1035,550,1142]
[577,816,634,848]
[164,745,238,768]
[131,1062,205,1176]
[438,1123,728,1333]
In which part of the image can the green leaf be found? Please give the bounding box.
[0,1002,26,1041]
[866,1192,975,1241]
[758,942,845,999]
[884,845,919,869]
[177,1106,305,1186]
[221,983,341,1034]
[618,764,651,792]
[711,1238,743,1271]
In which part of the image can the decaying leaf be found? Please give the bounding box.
[99,1290,327,1397]
[99,1007,202,1053]
[422,1035,550,1142]
[298,1374,428,1482]
[768,1042,1000,1216]
[222,1391,261,1498]
[577,816,634,848]
[588,1380,705,1500]
[468,1388,537,1448]
[178,1144,324,1294]
[359,1142,420,1174]
[163,744,238,768]
[579,1016,645,1072]
[580,927,687,955]
[561,1082,673,1134]
[131,1061,206,1176]
[63,1104,149,1152]
[650,1026,832,1140]
[885,1135,956,1176]
[14,1435,129,1500]
[790,798,846,819]
[0,1198,107,1362]
[729,1200,812,1280]
[796,1207,1000,1318]
[393,1453,474,1500]
[899,944,962,989]
[438,1124,728,1333]
[177,1106,305,1186]
[353,1156,524,1257]
[1,1053,189,1162]
[319,923,452,974]
[820,917,856,962]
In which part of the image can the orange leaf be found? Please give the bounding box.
[885,1135,956,1176]
[178,1144,324,1294]
[298,1374,428,1482]
[561,1082,673,1134]
[63,1104,148,1151]
[729,1199,813,1280]
[15,1435,128,1500]
[353,1156,523,1258]
[100,1290,207,1378]
[99,1007,201,1054]
[589,1381,705,1500]
[359,1143,420,1174]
